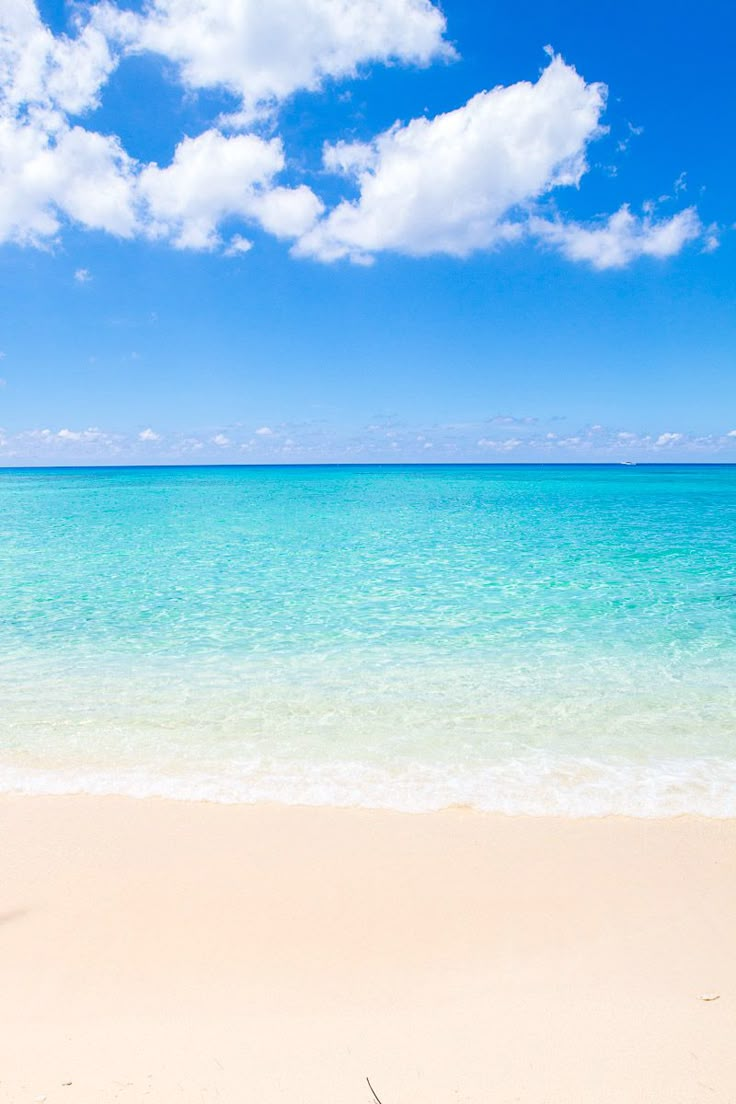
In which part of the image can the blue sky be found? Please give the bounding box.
[0,0,734,464]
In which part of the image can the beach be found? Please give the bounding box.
[2,0,733,1090]
[2,466,736,1101]
[2,796,734,1103]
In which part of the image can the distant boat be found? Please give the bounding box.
[620,460,637,466]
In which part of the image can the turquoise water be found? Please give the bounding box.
[1,464,735,814]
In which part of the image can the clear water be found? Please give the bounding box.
[2,464,735,814]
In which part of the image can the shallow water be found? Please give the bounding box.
[2,464,735,814]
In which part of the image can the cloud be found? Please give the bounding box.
[177,436,203,452]
[254,184,325,240]
[0,113,138,245]
[2,0,115,117]
[488,414,538,426]
[473,423,736,458]
[296,56,607,261]
[74,267,92,282]
[8,425,119,450]
[139,129,323,249]
[97,0,452,116]
[4,424,123,459]
[532,204,702,269]
[55,426,111,443]
[655,432,684,447]
[1,111,320,253]
[4,419,736,463]
[0,0,139,245]
[0,3,710,270]
[477,437,524,451]
[255,426,273,436]
[701,223,720,254]
[1,3,323,251]
[224,234,252,257]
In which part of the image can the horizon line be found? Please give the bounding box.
[2,461,736,471]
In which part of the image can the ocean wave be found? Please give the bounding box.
[2,754,736,816]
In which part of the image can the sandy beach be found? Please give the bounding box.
[1,796,734,1103]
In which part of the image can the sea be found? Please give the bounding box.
[1,463,735,815]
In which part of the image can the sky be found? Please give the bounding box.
[0,0,734,464]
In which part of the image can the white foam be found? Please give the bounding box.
[2,753,736,817]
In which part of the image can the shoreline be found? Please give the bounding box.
[4,752,736,817]
[5,786,736,819]
[2,795,735,1102]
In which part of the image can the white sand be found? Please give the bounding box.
[1,796,734,1102]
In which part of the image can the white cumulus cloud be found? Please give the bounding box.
[532,204,702,269]
[139,129,323,249]
[0,113,138,245]
[0,0,138,245]
[224,234,253,256]
[296,56,607,262]
[477,437,524,451]
[138,427,160,441]
[655,432,684,448]
[2,0,115,116]
[97,0,452,116]
[1,1,325,250]
[0,2,710,271]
